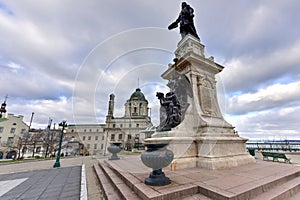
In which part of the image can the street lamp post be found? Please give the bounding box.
[53,120,67,168]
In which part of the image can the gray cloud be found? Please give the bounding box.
[0,1,300,139]
[221,40,300,94]
[227,81,300,115]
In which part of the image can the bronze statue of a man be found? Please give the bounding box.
[168,2,199,39]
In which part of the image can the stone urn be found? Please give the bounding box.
[107,142,122,160]
[141,142,174,186]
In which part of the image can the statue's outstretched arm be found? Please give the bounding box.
[168,14,181,30]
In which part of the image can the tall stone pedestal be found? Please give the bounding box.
[145,34,255,170]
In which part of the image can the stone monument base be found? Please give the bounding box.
[195,136,256,170]
[144,134,255,170]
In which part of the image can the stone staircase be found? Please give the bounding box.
[251,176,300,200]
[94,157,300,200]
[94,161,140,200]
[94,161,203,200]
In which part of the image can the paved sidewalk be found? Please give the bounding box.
[0,166,81,200]
[0,156,103,200]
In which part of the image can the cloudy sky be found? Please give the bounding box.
[1,0,300,140]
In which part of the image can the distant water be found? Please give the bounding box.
[248,140,300,143]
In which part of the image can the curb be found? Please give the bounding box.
[80,164,88,200]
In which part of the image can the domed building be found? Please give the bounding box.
[105,88,152,151]
[125,88,149,117]
[67,88,153,156]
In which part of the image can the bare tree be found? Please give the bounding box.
[14,129,30,159]
[30,130,43,158]
[16,136,23,159]
[43,129,60,158]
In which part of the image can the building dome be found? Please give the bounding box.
[130,88,147,101]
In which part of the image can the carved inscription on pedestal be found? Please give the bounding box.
[197,75,217,117]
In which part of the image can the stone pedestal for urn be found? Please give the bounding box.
[141,142,174,186]
[145,34,255,170]
[107,142,122,160]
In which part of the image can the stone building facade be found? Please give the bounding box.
[0,114,29,159]
[66,88,153,156]
[67,124,106,156]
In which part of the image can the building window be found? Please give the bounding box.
[84,129,86,132]
[136,124,139,128]
[36,147,41,153]
[101,144,104,149]
[88,136,91,140]
[95,136,98,140]
[83,136,86,141]
[90,129,92,132]
[118,134,122,140]
[102,135,104,140]
[0,127,4,133]
[111,134,115,140]
[120,124,123,128]
[94,144,97,149]
[97,129,99,132]
[87,144,90,149]
[113,124,116,128]
[10,128,16,134]
[128,134,132,140]
[12,123,17,125]
[129,124,131,128]
[7,137,14,146]
[71,129,74,132]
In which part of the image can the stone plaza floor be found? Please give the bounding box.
[96,153,300,199]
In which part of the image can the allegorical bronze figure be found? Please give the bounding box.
[168,2,199,39]
[156,71,193,132]
[156,92,181,131]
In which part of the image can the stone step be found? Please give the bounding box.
[288,190,300,200]
[96,157,300,200]
[106,160,201,200]
[251,176,300,200]
[93,163,121,200]
[234,167,300,200]
[181,193,213,200]
[193,166,300,200]
[97,162,140,200]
